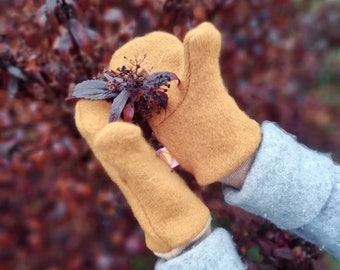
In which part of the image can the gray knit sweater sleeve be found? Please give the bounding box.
[224,121,340,259]
[155,228,246,270]
[156,121,339,269]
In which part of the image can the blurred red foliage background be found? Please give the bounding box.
[1,0,339,269]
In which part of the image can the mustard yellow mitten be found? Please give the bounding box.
[75,100,211,257]
[109,22,261,186]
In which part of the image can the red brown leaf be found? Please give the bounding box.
[123,102,135,123]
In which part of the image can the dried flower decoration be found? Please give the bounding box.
[67,56,179,123]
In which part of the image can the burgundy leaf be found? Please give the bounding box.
[273,248,294,260]
[109,90,130,122]
[123,102,135,122]
[68,18,93,55]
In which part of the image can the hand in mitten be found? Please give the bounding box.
[109,22,261,187]
[74,100,211,258]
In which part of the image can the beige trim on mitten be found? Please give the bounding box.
[154,218,212,259]
[219,153,257,189]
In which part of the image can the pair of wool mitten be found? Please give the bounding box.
[75,22,261,256]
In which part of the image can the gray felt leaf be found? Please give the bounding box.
[109,90,130,122]
[8,75,19,99]
[143,72,178,89]
[7,65,27,80]
[67,80,118,100]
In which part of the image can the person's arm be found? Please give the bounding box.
[155,228,245,270]
[223,121,340,260]
[99,20,340,266]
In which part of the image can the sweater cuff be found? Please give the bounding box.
[223,121,333,230]
[155,228,245,270]
[154,218,211,260]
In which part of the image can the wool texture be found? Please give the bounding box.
[224,121,340,259]
[75,99,210,254]
[155,228,246,270]
[155,122,339,268]
[109,22,261,186]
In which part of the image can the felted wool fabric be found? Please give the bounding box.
[75,100,211,254]
[109,22,261,186]
[224,121,340,259]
